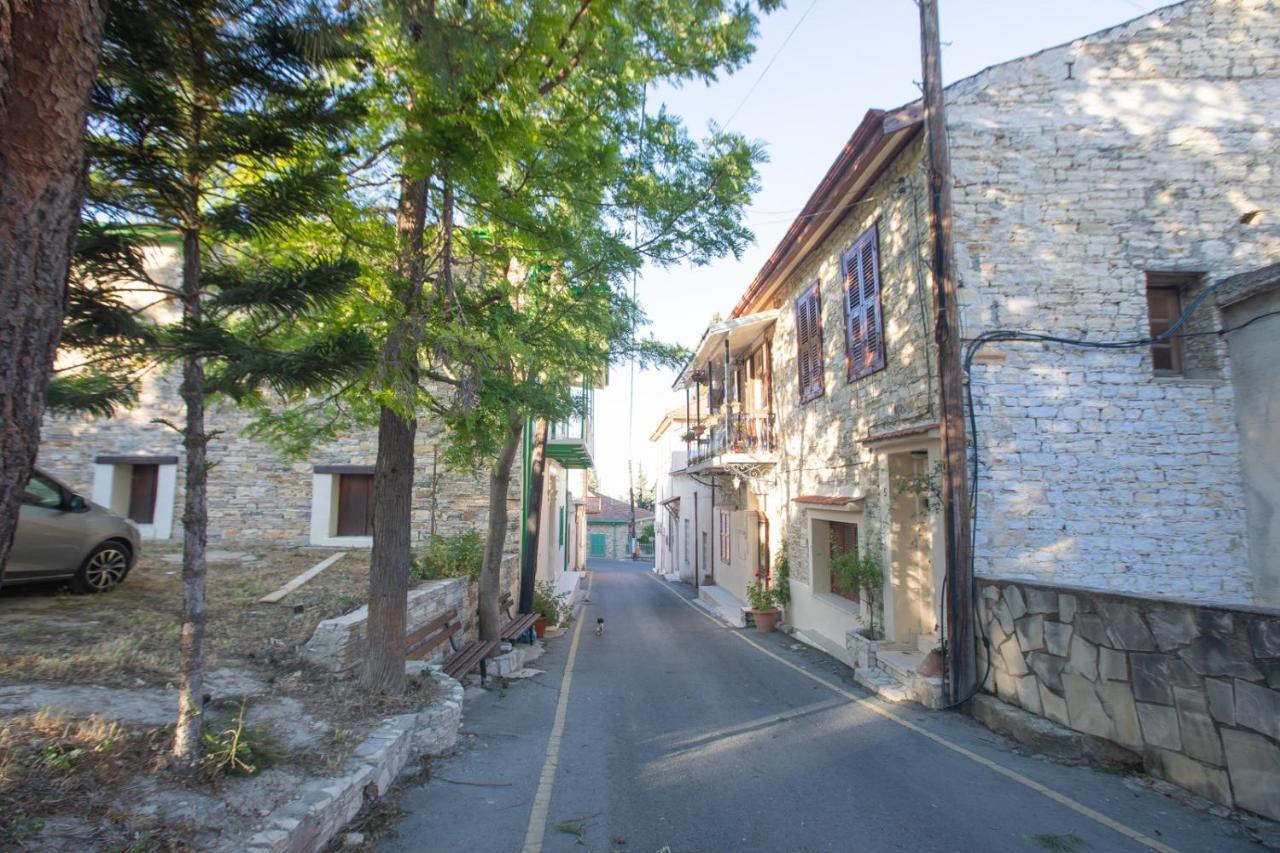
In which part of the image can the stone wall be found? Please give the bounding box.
[303,577,470,672]
[37,364,520,550]
[766,137,936,588]
[947,0,1280,603]
[977,576,1280,821]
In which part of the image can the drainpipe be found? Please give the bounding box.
[684,387,691,461]
[723,337,732,451]
[693,491,699,593]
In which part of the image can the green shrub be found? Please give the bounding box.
[532,580,571,625]
[831,545,885,639]
[411,531,484,583]
[773,544,792,606]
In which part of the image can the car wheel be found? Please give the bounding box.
[71,541,132,593]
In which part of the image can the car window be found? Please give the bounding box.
[22,474,63,509]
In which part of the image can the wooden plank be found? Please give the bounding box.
[257,552,346,603]
[405,611,461,660]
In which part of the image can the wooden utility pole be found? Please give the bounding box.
[918,0,976,704]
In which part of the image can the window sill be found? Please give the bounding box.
[813,591,863,617]
[311,535,373,548]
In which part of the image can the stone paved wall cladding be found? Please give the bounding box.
[978,577,1280,821]
[37,366,521,548]
[946,0,1280,603]
[767,137,936,584]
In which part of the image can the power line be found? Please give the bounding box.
[720,0,821,132]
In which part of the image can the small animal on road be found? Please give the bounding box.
[595,617,605,636]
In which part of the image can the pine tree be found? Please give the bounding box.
[0,1,105,585]
[78,0,370,765]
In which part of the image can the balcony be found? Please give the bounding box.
[673,310,779,475]
[688,412,776,469]
[546,384,594,469]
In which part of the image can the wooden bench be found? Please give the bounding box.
[499,591,539,645]
[404,608,499,683]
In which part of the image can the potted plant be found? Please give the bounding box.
[746,576,781,633]
[531,580,569,638]
[831,546,885,640]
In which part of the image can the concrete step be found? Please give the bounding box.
[876,648,926,684]
[917,632,941,654]
[698,584,748,628]
[854,667,910,703]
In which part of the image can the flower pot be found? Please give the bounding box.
[751,607,780,633]
[534,616,548,638]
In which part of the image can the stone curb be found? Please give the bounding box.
[241,670,465,853]
[968,693,1142,769]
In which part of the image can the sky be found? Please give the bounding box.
[591,0,1173,499]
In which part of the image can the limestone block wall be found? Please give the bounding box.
[977,577,1280,821]
[37,367,520,549]
[767,138,937,585]
[303,577,470,673]
[946,0,1280,603]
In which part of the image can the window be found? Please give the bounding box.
[1146,280,1184,375]
[22,473,63,509]
[795,281,825,403]
[719,510,731,565]
[842,225,885,380]
[828,521,860,603]
[335,473,374,537]
[127,464,159,525]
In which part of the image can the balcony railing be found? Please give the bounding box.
[688,412,776,467]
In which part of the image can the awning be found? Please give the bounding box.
[673,309,779,390]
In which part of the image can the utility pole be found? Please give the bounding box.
[919,0,976,704]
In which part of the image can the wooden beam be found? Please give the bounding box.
[257,552,346,603]
[919,0,977,704]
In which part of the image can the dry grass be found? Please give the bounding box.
[0,709,186,849]
[0,543,370,688]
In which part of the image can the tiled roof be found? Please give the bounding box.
[586,491,655,523]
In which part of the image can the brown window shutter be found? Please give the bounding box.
[844,226,884,380]
[795,283,824,403]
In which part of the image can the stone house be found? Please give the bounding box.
[36,246,596,592]
[672,0,1280,819]
[584,491,653,561]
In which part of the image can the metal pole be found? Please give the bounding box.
[919,0,976,703]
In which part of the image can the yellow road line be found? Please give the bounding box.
[522,571,594,853]
[648,575,1177,853]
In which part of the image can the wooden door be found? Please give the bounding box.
[336,474,374,537]
[128,464,159,525]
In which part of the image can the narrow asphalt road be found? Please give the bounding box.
[380,559,1263,853]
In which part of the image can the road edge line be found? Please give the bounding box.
[646,574,1176,853]
[521,570,594,853]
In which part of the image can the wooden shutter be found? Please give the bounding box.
[829,521,860,602]
[1146,285,1183,374]
[843,225,884,380]
[795,282,824,403]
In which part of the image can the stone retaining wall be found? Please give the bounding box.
[302,578,469,672]
[976,577,1280,821]
[302,556,521,673]
[244,669,464,853]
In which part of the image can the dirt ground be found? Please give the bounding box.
[0,542,440,850]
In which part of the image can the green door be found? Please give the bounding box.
[589,532,607,558]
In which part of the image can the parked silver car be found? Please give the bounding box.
[5,468,141,592]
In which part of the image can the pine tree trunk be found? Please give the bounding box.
[361,173,428,694]
[480,413,524,640]
[173,229,208,765]
[518,418,549,615]
[0,1,104,582]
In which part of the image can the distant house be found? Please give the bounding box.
[669,0,1280,819]
[649,408,697,583]
[584,491,653,561]
[38,246,600,592]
